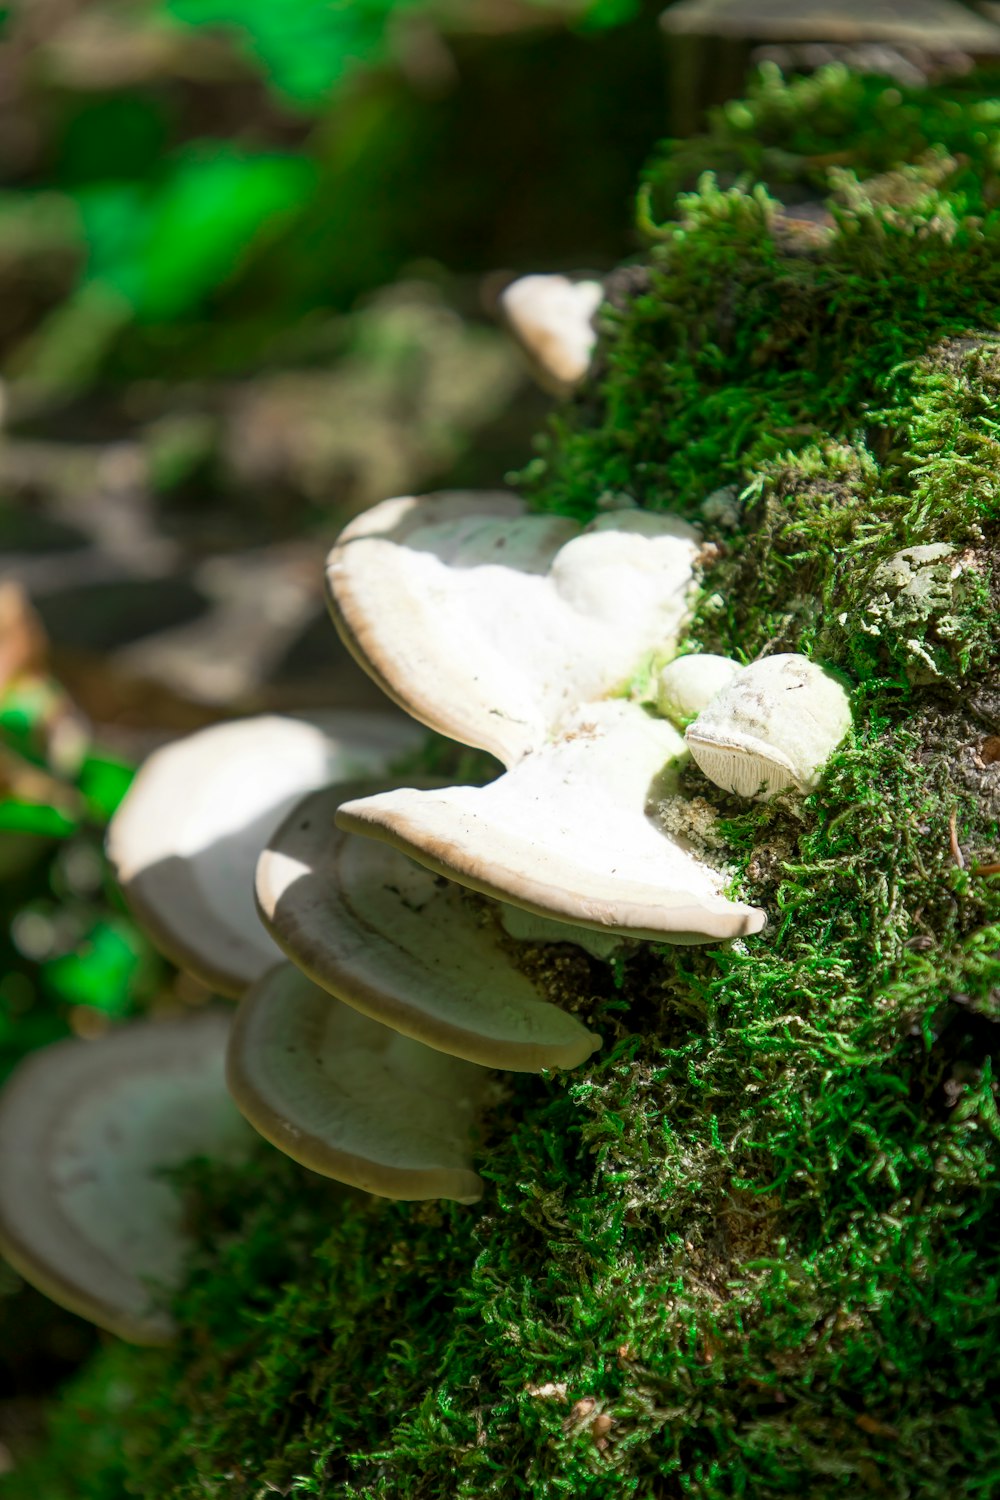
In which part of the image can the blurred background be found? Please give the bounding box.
[3,0,1000,1480]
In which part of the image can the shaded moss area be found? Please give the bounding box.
[8,67,1000,1499]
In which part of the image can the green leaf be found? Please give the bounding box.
[42,920,143,1014]
[78,754,134,820]
[0,800,77,838]
[164,0,404,104]
[76,147,315,321]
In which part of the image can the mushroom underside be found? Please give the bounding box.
[227,965,487,1204]
[255,783,601,1072]
[0,1011,250,1344]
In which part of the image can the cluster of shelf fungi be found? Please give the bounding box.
[0,279,854,1345]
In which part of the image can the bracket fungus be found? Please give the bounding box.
[327,492,764,943]
[685,653,853,800]
[226,964,485,1204]
[338,699,764,943]
[255,783,601,1071]
[326,491,701,766]
[106,711,421,997]
[0,1010,250,1344]
[499,274,604,396]
[3,477,776,1334]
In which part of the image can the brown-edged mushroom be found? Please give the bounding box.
[226,964,485,1204]
[499,274,604,395]
[660,0,1000,47]
[326,492,700,766]
[106,711,422,997]
[337,699,765,944]
[254,782,600,1072]
[0,1010,250,1344]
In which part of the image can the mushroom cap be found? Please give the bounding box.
[685,653,853,800]
[0,1010,250,1344]
[107,711,422,997]
[656,653,741,727]
[336,699,765,944]
[226,964,485,1204]
[255,783,600,1072]
[499,274,603,394]
[326,492,700,766]
[660,0,1000,48]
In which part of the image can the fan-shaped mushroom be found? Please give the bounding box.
[326,492,700,766]
[227,965,485,1204]
[337,700,764,943]
[106,711,422,996]
[255,783,600,1072]
[0,1010,250,1344]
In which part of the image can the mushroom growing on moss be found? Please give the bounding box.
[326,491,765,942]
[337,699,764,943]
[106,711,421,997]
[685,653,853,800]
[0,1010,250,1343]
[656,652,741,727]
[499,274,603,395]
[326,491,701,764]
[227,964,486,1204]
[255,781,600,1071]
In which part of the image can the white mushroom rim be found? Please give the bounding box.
[337,700,765,944]
[0,1010,251,1345]
[325,491,701,767]
[227,964,486,1205]
[106,711,423,998]
[255,781,601,1073]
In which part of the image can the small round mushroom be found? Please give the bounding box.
[227,964,486,1204]
[656,653,741,727]
[685,653,852,800]
[336,699,765,944]
[0,1011,250,1344]
[499,274,603,395]
[255,782,600,1071]
[326,492,700,766]
[106,711,422,997]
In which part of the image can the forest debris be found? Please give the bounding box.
[0,581,47,688]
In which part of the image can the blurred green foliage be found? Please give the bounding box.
[0,0,664,393]
[0,666,159,1090]
[164,0,642,105]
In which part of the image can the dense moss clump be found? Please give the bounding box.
[9,66,1000,1499]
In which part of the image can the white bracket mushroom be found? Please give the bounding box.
[326,492,765,943]
[255,782,600,1072]
[227,965,486,1204]
[499,274,604,396]
[106,711,423,997]
[685,653,853,800]
[0,1011,251,1344]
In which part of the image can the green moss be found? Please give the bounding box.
[9,66,1000,1499]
